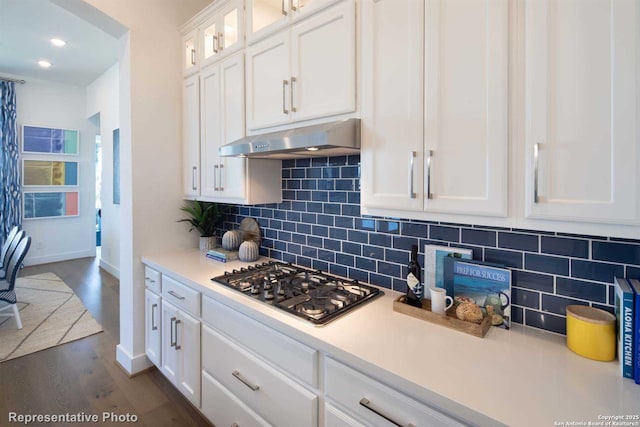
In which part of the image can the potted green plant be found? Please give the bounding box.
[178,200,224,252]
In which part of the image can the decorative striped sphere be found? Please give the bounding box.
[238,240,259,262]
[222,229,242,251]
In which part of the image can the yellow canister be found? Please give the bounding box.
[566,305,616,361]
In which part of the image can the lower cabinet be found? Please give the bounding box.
[161,299,201,408]
[324,403,364,427]
[325,357,465,427]
[144,289,161,367]
[202,324,318,426]
[201,369,271,427]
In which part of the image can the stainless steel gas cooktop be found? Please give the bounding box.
[212,261,382,325]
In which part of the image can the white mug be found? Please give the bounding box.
[429,287,453,315]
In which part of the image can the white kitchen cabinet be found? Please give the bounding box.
[161,299,201,408]
[144,289,161,367]
[361,0,508,217]
[246,0,338,44]
[201,0,244,68]
[325,403,364,427]
[183,29,199,76]
[325,357,465,427]
[202,370,272,427]
[200,53,282,204]
[246,0,355,131]
[183,74,200,198]
[524,0,639,224]
[360,0,424,211]
[202,324,318,427]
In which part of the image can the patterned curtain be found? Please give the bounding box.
[0,81,21,246]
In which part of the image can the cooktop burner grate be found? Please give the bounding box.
[212,261,382,325]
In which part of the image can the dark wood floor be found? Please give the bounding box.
[0,256,212,426]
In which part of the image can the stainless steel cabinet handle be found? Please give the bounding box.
[190,48,196,65]
[219,163,225,191]
[151,303,158,331]
[426,149,433,199]
[409,151,416,199]
[290,76,297,113]
[282,80,289,114]
[214,164,220,191]
[281,0,288,15]
[218,32,224,50]
[174,319,181,350]
[145,277,156,283]
[231,424,239,427]
[213,35,219,54]
[192,166,197,191]
[290,0,297,12]
[533,143,540,204]
[232,370,260,391]
[168,290,185,300]
[170,317,176,348]
[359,398,415,427]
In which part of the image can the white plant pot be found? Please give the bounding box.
[199,236,216,252]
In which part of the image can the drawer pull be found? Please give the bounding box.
[359,398,415,427]
[168,290,185,300]
[232,370,260,391]
[145,277,156,283]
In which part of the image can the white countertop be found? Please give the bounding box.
[142,249,640,427]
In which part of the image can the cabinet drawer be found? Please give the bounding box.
[325,403,364,427]
[162,275,200,317]
[202,370,272,427]
[202,295,318,387]
[202,325,318,427]
[325,357,465,427]
[144,266,161,294]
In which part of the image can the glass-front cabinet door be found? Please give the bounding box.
[247,0,290,43]
[183,29,198,76]
[200,0,244,68]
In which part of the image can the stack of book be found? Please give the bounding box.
[206,248,238,263]
[614,277,640,384]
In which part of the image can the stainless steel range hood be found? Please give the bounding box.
[218,118,360,159]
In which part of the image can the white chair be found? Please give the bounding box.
[0,226,21,280]
[0,235,31,329]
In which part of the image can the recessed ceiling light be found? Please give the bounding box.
[50,38,66,47]
[38,60,52,68]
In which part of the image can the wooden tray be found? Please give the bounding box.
[393,295,491,338]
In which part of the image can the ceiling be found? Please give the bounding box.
[0,0,121,86]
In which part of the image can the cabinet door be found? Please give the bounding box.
[423,0,508,217]
[290,0,355,122]
[524,0,639,223]
[325,403,365,427]
[360,0,424,211]
[219,0,244,56]
[246,31,292,130]
[183,29,199,76]
[220,54,248,202]
[177,310,201,407]
[183,75,200,198]
[199,64,222,198]
[247,0,291,44]
[201,16,220,67]
[144,290,161,367]
[161,300,179,385]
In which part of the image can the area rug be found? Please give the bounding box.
[0,272,103,362]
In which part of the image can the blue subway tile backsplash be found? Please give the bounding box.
[216,155,640,336]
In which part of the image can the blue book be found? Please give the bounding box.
[628,279,640,384]
[614,277,634,379]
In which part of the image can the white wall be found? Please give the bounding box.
[13,76,96,265]
[73,0,211,374]
[86,64,120,278]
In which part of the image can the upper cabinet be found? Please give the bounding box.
[183,74,200,197]
[524,0,639,225]
[246,0,356,131]
[246,0,338,44]
[201,0,245,68]
[183,29,199,76]
[361,0,509,217]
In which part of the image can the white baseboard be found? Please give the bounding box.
[99,258,120,279]
[24,249,96,266]
[116,344,154,376]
